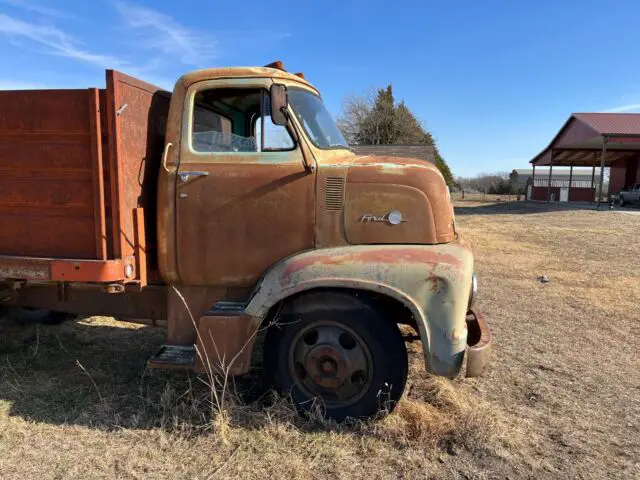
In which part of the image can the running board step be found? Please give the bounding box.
[148,345,195,370]
[206,301,247,316]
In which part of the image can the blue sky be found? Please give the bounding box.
[1,0,640,176]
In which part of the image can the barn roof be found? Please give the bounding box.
[530,113,640,167]
[572,112,640,135]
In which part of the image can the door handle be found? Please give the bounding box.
[162,142,173,172]
[179,171,209,182]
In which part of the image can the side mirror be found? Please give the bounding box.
[270,84,288,126]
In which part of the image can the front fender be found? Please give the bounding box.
[245,244,475,377]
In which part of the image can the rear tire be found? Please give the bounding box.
[264,291,408,421]
[6,307,71,325]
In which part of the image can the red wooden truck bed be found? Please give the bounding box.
[0,70,170,287]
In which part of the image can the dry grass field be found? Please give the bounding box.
[0,200,638,479]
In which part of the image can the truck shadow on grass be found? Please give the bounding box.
[0,315,385,435]
[454,201,607,216]
[0,315,516,472]
[0,315,270,431]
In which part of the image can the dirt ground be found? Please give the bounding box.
[0,200,638,479]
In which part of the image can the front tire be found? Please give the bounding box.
[620,196,626,207]
[264,291,408,421]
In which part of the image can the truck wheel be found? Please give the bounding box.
[6,307,71,325]
[264,292,408,421]
[620,196,625,207]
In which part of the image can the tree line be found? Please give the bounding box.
[456,172,523,195]
[337,85,454,187]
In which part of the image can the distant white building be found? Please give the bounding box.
[511,167,606,201]
[511,168,601,189]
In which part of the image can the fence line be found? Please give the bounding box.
[532,179,596,188]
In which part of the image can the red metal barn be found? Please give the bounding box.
[528,113,640,205]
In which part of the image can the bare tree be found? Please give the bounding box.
[457,172,512,194]
[337,86,431,146]
[337,91,375,144]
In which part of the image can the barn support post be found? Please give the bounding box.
[260,89,265,152]
[531,164,536,199]
[568,164,573,202]
[547,150,554,202]
[597,137,607,208]
[591,158,596,203]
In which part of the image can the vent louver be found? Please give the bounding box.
[325,176,345,211]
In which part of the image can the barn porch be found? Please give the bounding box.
[529,113,640,206]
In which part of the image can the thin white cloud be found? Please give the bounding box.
[114,1,218,66]
[0,2,291,89]
[0,13,126,68]
[0,0,70,19]
[602,104,640,113]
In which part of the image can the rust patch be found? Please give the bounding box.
[449,324,468,344]
[0,258,49,280]
[280,255,342,284]
[178,66,317,93]
[344,183,438,244]
[194,314,260,376]
[466,309,492,377]
[280,247,465,285]
[175,160,315,287]
[0,255,126,282]
[107,70,169,281]
[428,273,443,294]
[346,155,456,244]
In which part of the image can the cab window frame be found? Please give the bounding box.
[252,91,297,153]
[187,83,297,156]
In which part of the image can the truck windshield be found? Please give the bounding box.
[288,89,349,150]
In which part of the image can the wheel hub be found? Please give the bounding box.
[289,321,372,406]
[306,346,348,389]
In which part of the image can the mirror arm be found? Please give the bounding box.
[284,109,315,173]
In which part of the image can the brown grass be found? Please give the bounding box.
[0,200,638,479]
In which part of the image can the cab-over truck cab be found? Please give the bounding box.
[0,63,491,420]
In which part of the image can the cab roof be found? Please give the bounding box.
[176,66,319,94]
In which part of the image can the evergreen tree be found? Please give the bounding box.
[434,149,455,187]
[338,85,455,186]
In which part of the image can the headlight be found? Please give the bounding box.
[468,272,478,310]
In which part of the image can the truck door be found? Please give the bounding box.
[175,80,315,287]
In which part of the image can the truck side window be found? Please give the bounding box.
[254,95,295,152]
[193,107,233,151]
[191,87,294,154]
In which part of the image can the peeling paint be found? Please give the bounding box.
[0,265,48,280]
[246,242,475,377]
[280,247,465,286]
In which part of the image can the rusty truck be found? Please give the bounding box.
[0,62,492,420]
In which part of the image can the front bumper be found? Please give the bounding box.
[465,309,492,377]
